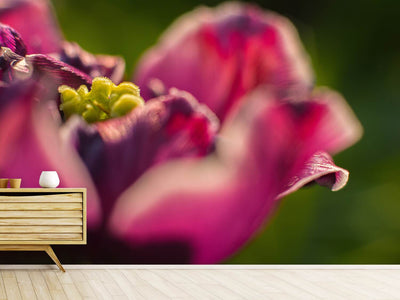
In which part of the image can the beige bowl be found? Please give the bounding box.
[9,179,21,188]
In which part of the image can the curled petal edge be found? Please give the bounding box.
[277,151,349,200]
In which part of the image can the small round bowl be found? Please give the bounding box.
[39,171,60,188]
[9,179,21,188]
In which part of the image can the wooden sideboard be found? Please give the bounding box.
[0,188,86,271]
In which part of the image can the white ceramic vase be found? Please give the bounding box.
[39,171,60,188]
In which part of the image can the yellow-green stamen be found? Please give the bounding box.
[58,77,144,123]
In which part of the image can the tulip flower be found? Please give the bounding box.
[0,0,362,263]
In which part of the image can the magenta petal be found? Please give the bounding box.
[52,42,125,84]
[135,2,313,120]
[0,23,26,55]
[69,89,218,217]
[107,88,350,263]
[0,0,62,54]
[0,82,101,227]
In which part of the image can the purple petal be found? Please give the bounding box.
[52,42,125,84]
[1,45,92,88]
[68,89,218,220]
[135,2,313,121]
[0,0,62,54]
[0,23,26,55]
[0,81,101,227]
[27,54,92,88]
[107,88,350,263]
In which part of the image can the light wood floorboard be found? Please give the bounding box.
[0,267,398,299]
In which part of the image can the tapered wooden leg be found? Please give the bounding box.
[45,245,65,272]
[0,244,65,272]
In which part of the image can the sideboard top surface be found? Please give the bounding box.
[0,188,86,193]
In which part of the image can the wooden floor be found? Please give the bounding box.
[0,267,400,299]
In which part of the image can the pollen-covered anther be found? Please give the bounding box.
[58,77,144,123]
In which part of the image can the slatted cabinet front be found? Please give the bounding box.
[0,192,85,244]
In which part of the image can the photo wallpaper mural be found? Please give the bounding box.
[0,0,397,264]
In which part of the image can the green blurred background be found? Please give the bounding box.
[52,0,400,263]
